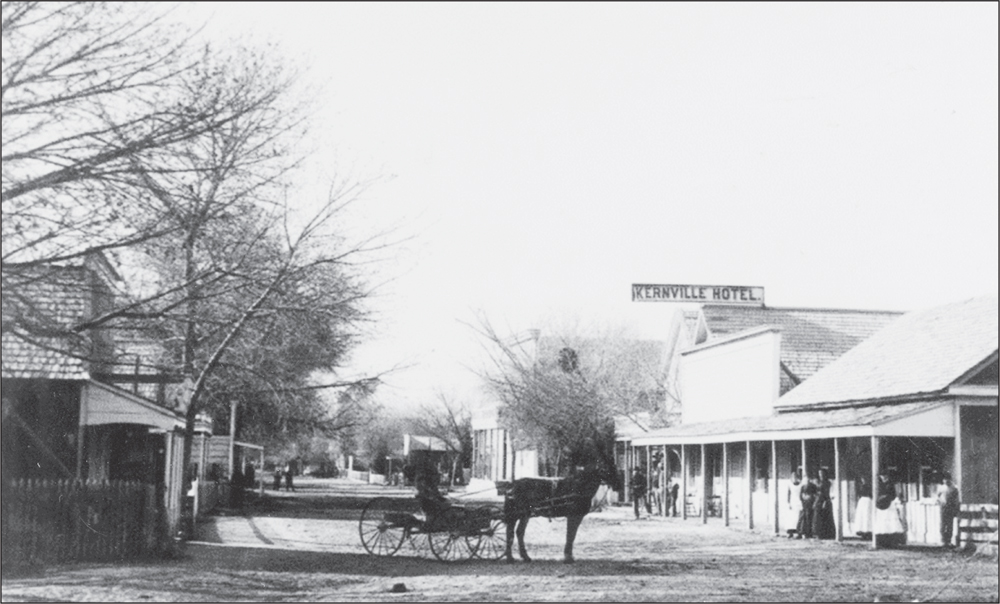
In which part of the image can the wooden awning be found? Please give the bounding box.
[82,380,184,431]
[631,400,955,446]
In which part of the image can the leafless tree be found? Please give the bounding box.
[410,391,473,486]
[1,3,286,272]
[473,315,671,476]
[2,2,394,506]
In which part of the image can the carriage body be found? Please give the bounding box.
[358,497,506,562]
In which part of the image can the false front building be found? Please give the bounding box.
[632,295,997,549]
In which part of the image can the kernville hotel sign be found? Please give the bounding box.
[632,284,765,306]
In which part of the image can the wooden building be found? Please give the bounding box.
[2,255,189,545]
[632,295,997,549]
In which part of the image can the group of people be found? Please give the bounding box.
[788,468,961,548]
[272,463,296,492]
[786,468,837,540]
[630,465,680,520]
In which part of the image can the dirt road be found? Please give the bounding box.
[1,478,996,602]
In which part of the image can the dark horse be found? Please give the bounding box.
[504,444,622,563]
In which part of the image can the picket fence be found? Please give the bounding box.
[1,478,168,570]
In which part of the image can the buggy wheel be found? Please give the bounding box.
[428,508,478,562]
[473,506,507,560]
[359,497,407,556]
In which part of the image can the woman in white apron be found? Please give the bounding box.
[854,475,873,540]
[873,472,907,547]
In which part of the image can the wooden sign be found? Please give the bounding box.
[632,284,764,306]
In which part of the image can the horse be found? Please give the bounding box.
[503,447,622,564]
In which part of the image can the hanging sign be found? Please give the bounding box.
[632,284,765,306]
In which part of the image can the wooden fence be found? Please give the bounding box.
[959,503,998,555]
[1,479,168,571]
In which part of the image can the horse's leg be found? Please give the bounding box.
[563,514,584,563]
[505,515,517,563]
[516,516,531,562]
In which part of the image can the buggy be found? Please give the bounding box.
[358,496,507,562]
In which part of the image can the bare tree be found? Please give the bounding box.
[410,392,473,486]
[2,2,305,291]
[473,316,669,476]
[2,3,393,519]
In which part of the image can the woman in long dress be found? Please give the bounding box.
[812,468,837,540]
[853,476,873,540]
[797,473,817,538]
[786,470,804,538]
[873,473,907,547]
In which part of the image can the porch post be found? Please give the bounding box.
[834,437,843,542]
[953,405,963,548]
[801,439,808,481]
[164,429,175,509]
[624,442,631,504]
[953,404,962,498]
[681,444,688,520]
[76,385,88,480]
[772,440,780,535]
[701,443,708,524]
[661,444,668,516]
[723,442,730,527]
[259,448,265,497]
[871,435,880,549]
[646,446,652,496]
[746,440,754,530]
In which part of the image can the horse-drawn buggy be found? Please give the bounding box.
[358,449,621,564]
[358,496,507,562]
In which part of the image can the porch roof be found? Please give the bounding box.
[83,380,184,431]
[630,400,954,445]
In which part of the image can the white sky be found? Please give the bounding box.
[187,3,999,410]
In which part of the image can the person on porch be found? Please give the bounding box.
[937,473,960,549]
[874,470,906,547]
[854,475,873,541]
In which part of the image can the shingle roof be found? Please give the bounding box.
[701,305,903,384]
[2,266,97,380]
[632,400,945,443]
[777,295,998,408]
[1,332,90,380]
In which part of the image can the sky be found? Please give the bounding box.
[186,3,998,410]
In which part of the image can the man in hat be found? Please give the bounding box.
[937,473,960,548]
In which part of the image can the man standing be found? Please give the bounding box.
[937,473,960,548]
[631,466,648,520]
[670,479,680,517]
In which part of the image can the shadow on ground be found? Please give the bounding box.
[176,543,690,578]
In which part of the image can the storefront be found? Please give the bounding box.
[631,296,998,549]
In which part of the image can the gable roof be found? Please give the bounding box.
[777,295,998,409]
[701,305,903,386]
